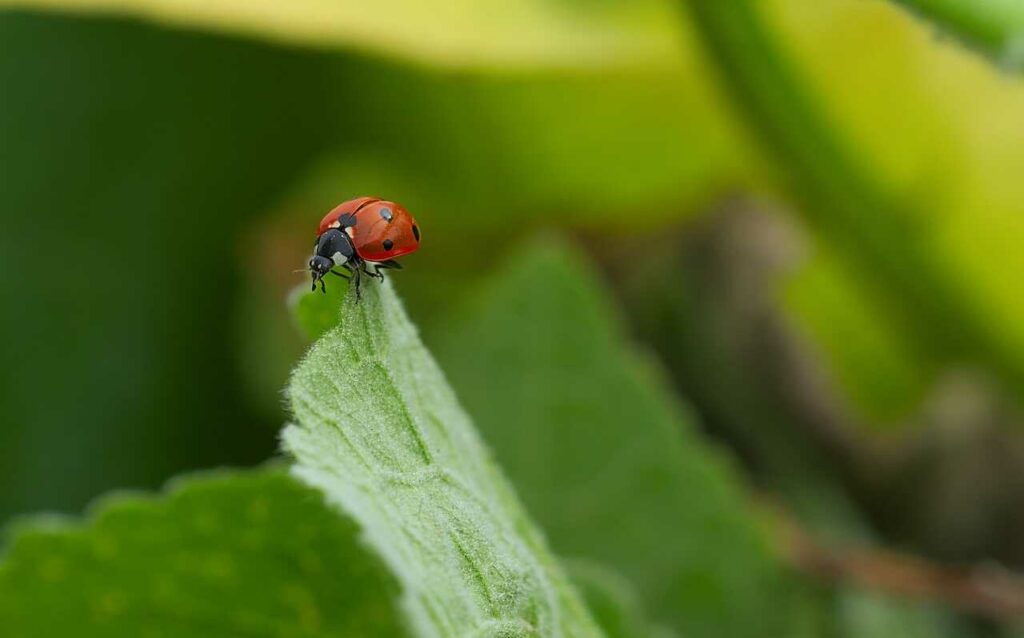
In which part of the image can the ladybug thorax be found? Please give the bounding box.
[310,227,352,270]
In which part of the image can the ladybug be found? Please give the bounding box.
[308,197,421,297]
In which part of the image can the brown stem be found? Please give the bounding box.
[776,513,1024,621]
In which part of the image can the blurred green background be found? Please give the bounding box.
[2,0,1024,635]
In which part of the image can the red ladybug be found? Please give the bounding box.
[308,197,421,296]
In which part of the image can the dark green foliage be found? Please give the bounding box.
[433,238,805,638]
[2,2,1023,636]
[0,12,335,520]
[0,8,739,522]
[568,561,678,638]
[0,468,406,637]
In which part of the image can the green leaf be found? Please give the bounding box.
[684,0,1024,406]
[888,0,1024,70]
[760,0,1024,414]
[0,10,755,520]
[783,245,938,425]
[0,0,683,69]
[0,468,406,637]
[282,280,602,636]
[289,279,347,343]
[275,43,759,236]
[568,561,678,638]
[836,590,951,638]
[432,237,805,638]
[0,12,333,521]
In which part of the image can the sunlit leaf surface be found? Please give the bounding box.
[0,0,683,69]
[888,0,1024,69]
[284,279,602,636]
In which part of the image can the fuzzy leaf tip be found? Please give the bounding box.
[282,280,602,637]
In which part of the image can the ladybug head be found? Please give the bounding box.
[309,255,333,292]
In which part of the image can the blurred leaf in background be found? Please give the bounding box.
[428,237,962,638]
[3,0,1024,634]
[776,0,1024,408]
[0,0,683,69]
[432,238,804,637]
[0,13,335,520]
[0,469,405,637]
[680,0,1024,570]
[567,561,678,638]
[888,0,1024,69]
[0,0,750,520]
[688,0,1024,420]
[783,243,939,427]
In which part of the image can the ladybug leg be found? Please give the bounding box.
[362,263,385,282]
[367,260,401,281]
[310,271,326,293]
[329,269,351,280]
[352,262,363,301]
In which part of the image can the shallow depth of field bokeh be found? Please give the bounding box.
[2,1,1024,636]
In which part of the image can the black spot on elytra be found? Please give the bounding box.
[379,207,393,222]
[412,224,420,241]
[382,239,394,251]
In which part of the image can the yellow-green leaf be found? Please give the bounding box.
[1,0,684,69]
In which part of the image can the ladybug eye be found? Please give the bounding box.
[382,239,394,251]
[412,224,420,241]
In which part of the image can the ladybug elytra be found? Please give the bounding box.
[308,197,421,297]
